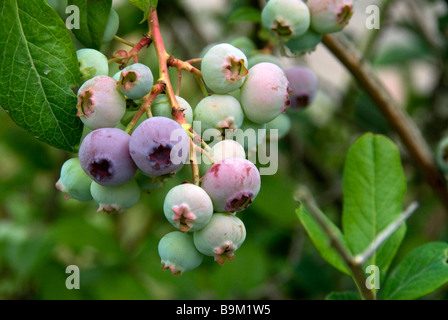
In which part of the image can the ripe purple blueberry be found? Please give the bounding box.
[158,231,204,275]
[76,75,126,130]
[129,117,190,177]
[201,158,261,213]
[285,66,319,109]
[193,213,246,265]
[261,0,311,40]
[201,43,249,94]
[308,0,354,34]
[79,128,137,187]
[240,62,290,124]
[163,184,214,232]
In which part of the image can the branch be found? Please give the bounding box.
[296,187,376,300]
[353,201,419,265]
[322,33,448,212]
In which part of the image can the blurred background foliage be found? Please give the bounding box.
[1,0,448,300]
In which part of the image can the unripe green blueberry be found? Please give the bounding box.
[308,0,354,34]
[194,94,245,138]
[55,158,93,202]
[201,43,249,94]
[193,213,246,265]
[103,9,120,43]
[282,28,323,54]
[134,171,165,193]
[151,94,193,124]
[200,139,246,175]
[76,75,126,130]
[90,179,141,213]
[248,53,284,70]
[436,136,448,174]
[266,114,291,140]
[229,36,257,58]
[240,62,290,124]
[77,49,109,83]
[261,0,311,40]
[114,63,154,100]
[164,184,214,232]
[229,118,267,151]
[158,231,204,275]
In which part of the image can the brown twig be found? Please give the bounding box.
[322,33,448,212]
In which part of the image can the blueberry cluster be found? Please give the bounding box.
[54,0,351,273]
[262,0,354,54]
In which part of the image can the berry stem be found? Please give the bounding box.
[113,35,137,48]
[322,33,448,213]
[149,9,187,126]
[190,139,200,186]
[168,56,209,97]
[125,83,165,134]
[295,186,376,301]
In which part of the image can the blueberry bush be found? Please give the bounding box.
[0,0,447,300]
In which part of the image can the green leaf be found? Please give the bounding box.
[326,291,361,300]
[128,0,152,23]
[68,0,112,49]
[342,133,407,277]
[381,242,448,300]
[228,7,261,24]
[297,204,351,276]
[0,0,83,153]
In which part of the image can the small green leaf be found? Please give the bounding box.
[381,242,448,300]
[297,204,351,276]
[228,7,261,24]
[342,133,407,277]
[0,0,83,153]
[326,291,361,300]
[68,0,112,49]
[128,0,151,23]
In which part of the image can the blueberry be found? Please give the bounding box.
[90,179,141,213]
[103,8,120,43]
[158,231,204,275]
[285,66,319,109]
[201,157,261,213]
[193,94,245,139]
[76,49,109,83]
[129,117,190,177]
[193,213,246,265]
[229,118,267,151]
[163,184,214,232]
[76,75,126,130]
[240,62,290,124]
[200,140,247,176]
[282,28,323,54]
[55,158,93,202]
[79,128,137,187]
[229,36,257,59]
[114,63,154,100]
[248,53,285,70]
[151,94,193,124]
[261,0,311,41]
[308,0,354,34]
[201,43,249,94]
[266,114,292,140]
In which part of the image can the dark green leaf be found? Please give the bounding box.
[68,0,112,49]
[297,204,351,276]
[128,0,151,23]
[326,291,361,300]
[228,7,261,24]
[342,133,407,277]
[381,242,448,300]
[0,0,83,153]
